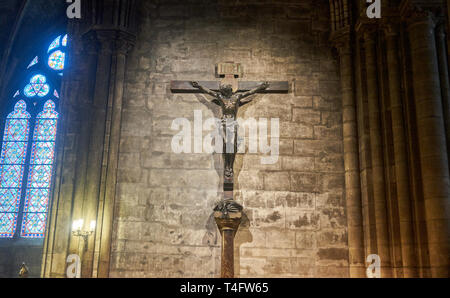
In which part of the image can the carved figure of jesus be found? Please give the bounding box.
[191,81,270,181]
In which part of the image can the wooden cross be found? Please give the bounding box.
[170,62,289,278]
[171,62,288,194]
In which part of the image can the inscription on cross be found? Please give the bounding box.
[170,62,289,278]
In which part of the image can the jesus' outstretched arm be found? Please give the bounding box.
[191,81,218,98]
[238,82,270,104]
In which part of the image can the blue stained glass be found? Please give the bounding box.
[0,165,25,188]
[48,50,65,71]
[21,100,58,238]
[27,56,38,69]
[35,120,57,141]
[24,74,50,98]
[62,34,68,47]
[0,213,18,238]
[21,213,46,238]
[27,165,52,188]
[2,35,67,239]
[7,101,29,120]
[30,142,55,165]
[48,36,61,53]
[0,189,21,213]
[5,120,29,142]
[0,142,28,164]
[38,100,58,119]
[23,189,49,213]
[0,101,30,238]
[37,84,50,97]
[24,85,34,98]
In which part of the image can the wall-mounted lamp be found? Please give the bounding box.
[71,219,96,252]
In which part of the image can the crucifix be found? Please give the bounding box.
[170,62,289,278]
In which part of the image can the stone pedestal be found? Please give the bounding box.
[214,210,242,278]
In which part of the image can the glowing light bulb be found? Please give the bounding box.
[89,220,96,232]
[72,219,83,232]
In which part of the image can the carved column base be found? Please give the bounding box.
[214,210,242,278]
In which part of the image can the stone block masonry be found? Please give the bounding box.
[111,0,348,278]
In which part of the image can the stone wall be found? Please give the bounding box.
[0,243,43,278]
[110,0,348,278]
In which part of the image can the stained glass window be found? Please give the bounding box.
[21,101,58,238]
[0,101,31,238]
[27,57,38,69]
[61,34,68,47]
[0,34,67,240]
[48,51,65,71]
[48,36,61,53]
[24,75,50,98]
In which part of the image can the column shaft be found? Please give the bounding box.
[94,41,130,278]
[364,31,393,277]
[436,24,450,169]
[337,40,366,277]
[408,13,450,277]
[385,29,418,277]
[355,36,377,258]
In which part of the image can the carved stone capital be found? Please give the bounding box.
[355,21,378,43]
[381,22,401,38]
[83,29,136,56]
[401,3,437,30]
[114,37,135,56]
[436,19,447,39]
[361,26,378,45]
[330,28,352,56]
[82,31,100,55]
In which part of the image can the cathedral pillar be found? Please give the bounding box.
[406,9,450,277]
[362,29,393,278]
[71,29,135,278]
[332,32,366,278]
[436,22,450,168]
[354,29,377,259]
[383,24,418,277]
[92,31,135,278]
[42,0,137,278]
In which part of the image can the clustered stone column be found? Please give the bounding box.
[41,0,137,278]
[363,29,393,278]
[436,22,450,168]
[407,10,450,278]
[333,33,366,278]
[332,1,450,277]
[383,24,417,278]
[92,30,135,278]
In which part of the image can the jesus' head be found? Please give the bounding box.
[219,84,233,98]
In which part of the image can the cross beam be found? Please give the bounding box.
[170,81,289,94]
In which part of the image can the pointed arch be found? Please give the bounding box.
[0,33,67,239]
